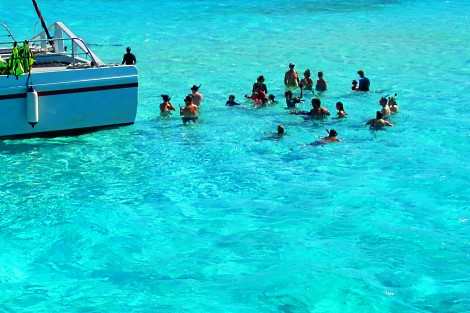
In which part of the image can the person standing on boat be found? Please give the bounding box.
[191,85,203,106]
[122,47,136,65]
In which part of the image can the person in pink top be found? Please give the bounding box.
[191,85,203,106]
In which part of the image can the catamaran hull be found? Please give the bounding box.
[0,65,138,139]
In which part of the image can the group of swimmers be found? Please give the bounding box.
[158,63,399,143]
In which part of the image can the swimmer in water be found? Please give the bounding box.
[284,90,303,109]
[246,75,268,106]
[336,101,347,118]
[268,94,277,105]
[366,111,393,129]
[388,94,399,113]
[315,71,327,92]
[300,69,313,91]
[312,129,340,145]
[160,94,175,116]
[284,63,300,88]
[226,95,240,106]
[379,97,391,117]
[191,85,203,106]
[356,70,370,92]
[274,124,285,138]
[351,80,358,91]
[180,95,199,124]
[292,98,330,119]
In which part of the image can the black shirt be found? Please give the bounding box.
[122,52,136,65]
[358,77,370,91]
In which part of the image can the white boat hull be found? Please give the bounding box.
[0,65,138,139]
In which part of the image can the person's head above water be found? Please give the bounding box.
[257,75,265,83]
[352,80,358,85]
[285,90,293,99]
[289,63,295,69]
[376,111,384,119]
[161,94,171,102]
[379,97,388,106]
[126,47,131,53]
[327,129,338,138]
[268,94,275,101]
[304,69,311,77]
[336,101,344,111]
[191,85,200,92]
[184,95,192,104]
[277,125,285,135]
[228,95,236,101]
[357,70,365,78]
[312,98,321,108]
[318,71,324,78]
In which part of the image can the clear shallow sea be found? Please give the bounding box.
[0,0,469,312]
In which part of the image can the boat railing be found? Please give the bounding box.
[0,37,100,68]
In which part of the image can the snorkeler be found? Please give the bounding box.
[300,69,313,91]
[160,94,175,116]
[336,101,347,118]
[356,70,370,91]
[226,95,240,106]
[379,97,391,117]
[191,85,203,106]
[366,111,393,129]
[180,95,199,124]
[315,71,327,92]
[284,90,303,109]
[284,63,300,88]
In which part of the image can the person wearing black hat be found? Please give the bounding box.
[284,63,300,88]
[356,70,370,91]
[191,85,203,106]
[160,95,175,116]
[122,47,136,65]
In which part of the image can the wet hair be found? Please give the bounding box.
[376,111,383,119]
[379,97,388,106]
[257,75,265,82]
[184,95,192,103]
[318,71,324,78]
[312,98,321,108]
[228,94,235,100]
[285,90,293,98]
[304,69,311,76]
[161,94,170,101]
[336,101,344,110]
[357,70,365,77]
[268,94,275,101]
[277,125,285,135]
[126,47,131,52]
[329,129,338,137]
[289,63,295,68]
[352,80,358,85]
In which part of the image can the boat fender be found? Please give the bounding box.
[26,86,39,128]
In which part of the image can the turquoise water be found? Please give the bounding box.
[1,0,470,312]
